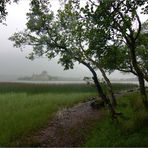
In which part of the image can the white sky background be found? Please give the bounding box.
[0,0,91,78]
[0,0,147,80]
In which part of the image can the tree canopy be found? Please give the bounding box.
[85,0,148,106]
[10,0,118,116]
[10,0,148,109]
[0,0,19,23]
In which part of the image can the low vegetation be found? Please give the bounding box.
[84,91,148,147]
[0,83,96,146]
[0,82,137,146]
[0,82,138,94]
[0,0,147,146]
[0,83,96,94]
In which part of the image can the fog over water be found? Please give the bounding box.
[0,1,147,81]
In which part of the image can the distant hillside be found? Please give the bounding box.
[18,71,82,81]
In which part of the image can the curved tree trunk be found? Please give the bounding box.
[81,61,116,117]
[99,67,117,107]
[138,74,148,107]
[130,46,148,108]
[87,58,117,107]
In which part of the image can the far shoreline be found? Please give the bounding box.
[0,80,147,86]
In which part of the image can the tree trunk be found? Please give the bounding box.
[138,74,148,107]
[130,46,148,107]
[99,67,117,107]
[88,59,117,107]
[144,75,148,83]
[81,61,116,117]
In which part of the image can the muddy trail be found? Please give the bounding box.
[18,89,137,147]
[19,100,103,147]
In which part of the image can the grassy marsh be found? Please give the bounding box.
[0,82,138,146]
[84,91,148,147]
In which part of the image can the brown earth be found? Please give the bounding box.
[19,100,103,147]
[17,89,137,147]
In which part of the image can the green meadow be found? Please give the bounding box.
[84,91,148,147]
[0,82,138,146]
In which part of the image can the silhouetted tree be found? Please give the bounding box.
[10,0,117,117]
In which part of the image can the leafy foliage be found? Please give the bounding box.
[9,0,148,106]
[0,0,19,23]
[10,1,104,70]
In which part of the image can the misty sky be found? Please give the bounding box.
[0,1,147,79]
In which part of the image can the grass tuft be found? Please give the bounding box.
[84,91,148,147]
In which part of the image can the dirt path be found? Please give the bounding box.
[21,100,103,147]
[19,89,137,147]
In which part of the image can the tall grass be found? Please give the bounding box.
[0,82,138,146]
[0,83,96,94]
[0,82,138,94]
[84,91,148,147]
[112,83,138,92]
[0,92,94,146]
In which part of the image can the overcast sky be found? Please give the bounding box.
[0,0,147,80]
